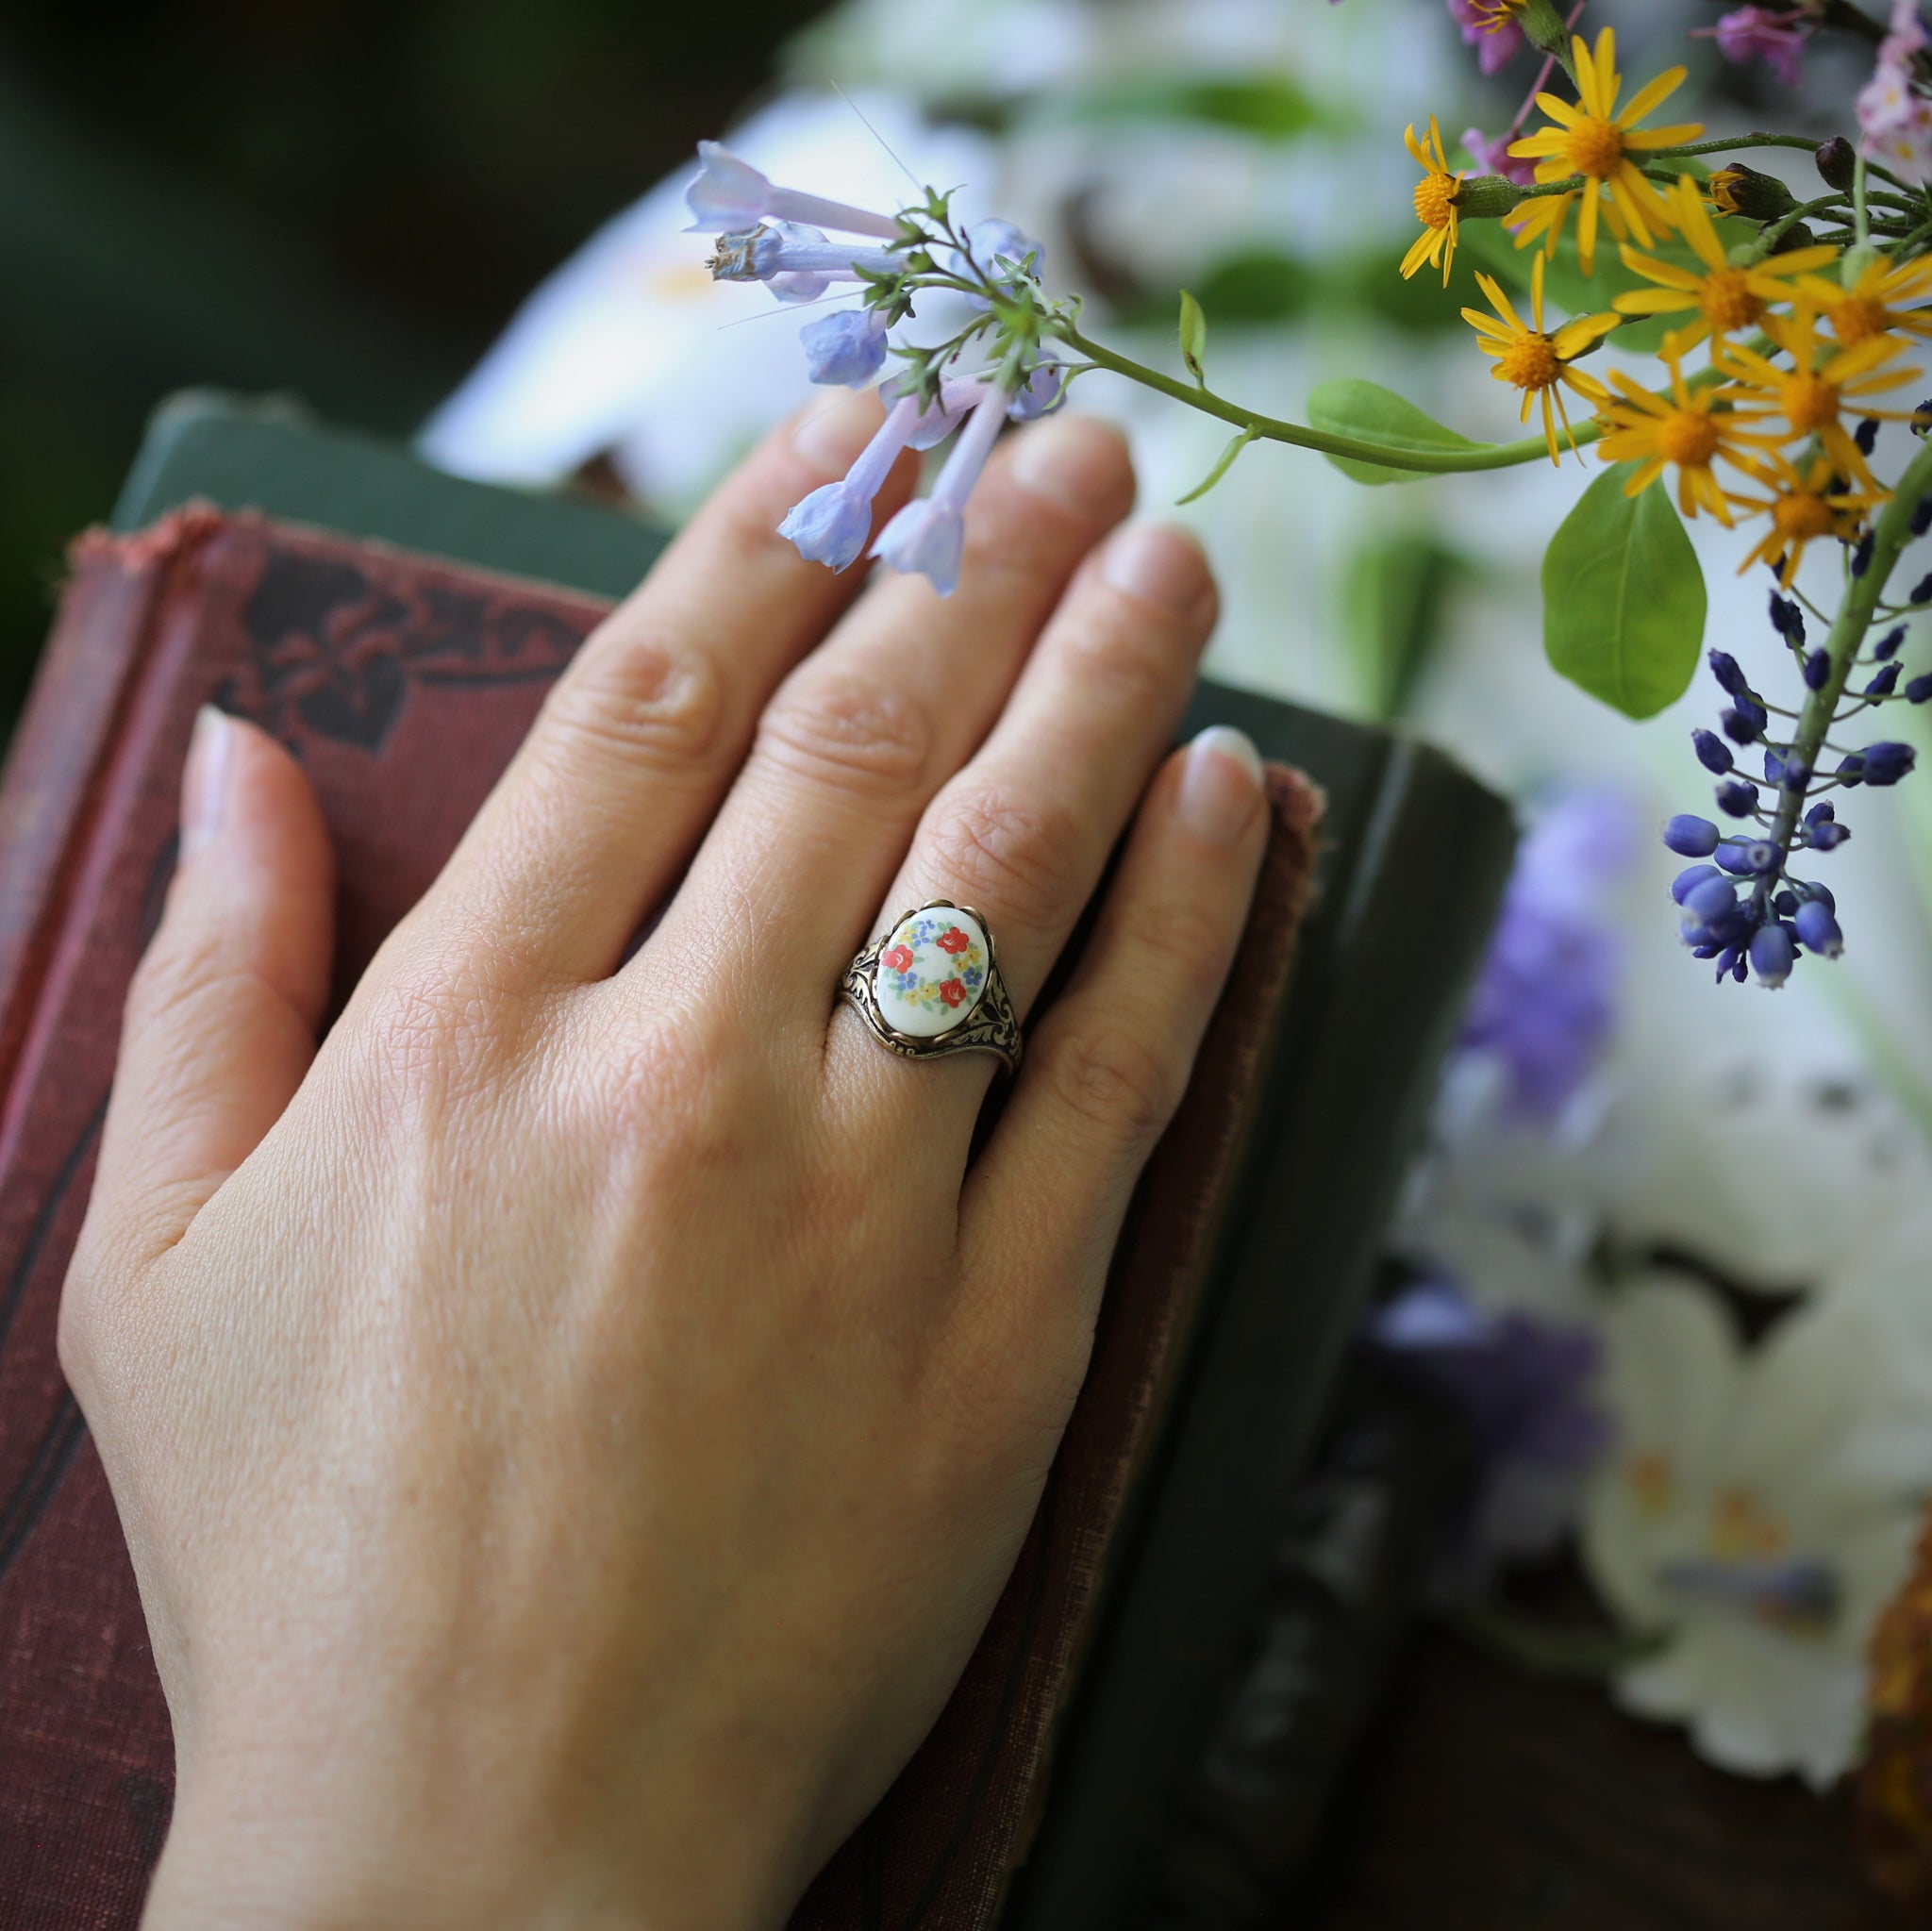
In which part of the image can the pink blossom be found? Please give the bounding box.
[1696,7,1810,88]
[1462,126,1539,188]
[1446,0,1525,74]
[1859,0,1932,183]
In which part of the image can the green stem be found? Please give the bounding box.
[1856,149,1871,247]
[1046,320,1603,474]
[1649,133,1917,199]
[1770,441,1932,872]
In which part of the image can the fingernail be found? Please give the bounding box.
[1176,724,1264,845]
[1103,524,1212,616]
[1009,415,1132,519]
[179,706,231,862]
[791,389,883,474]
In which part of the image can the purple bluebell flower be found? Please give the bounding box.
[1769,591,1804,640]
[1750,920,1797,988]
[1907,672,1932,702]
[1795,897,1844,956]
[800,309,891,387]
[1874,624,1907,658]
[880,372,991,450]
[1446,0,1526,75]
[684,141,901,240]
[1723,698,1768,744]
[1716,778,1760,817]
[1695,6,1810,86]
[1372,1276,1610,1586]
[1456,789,1633,1123]
[871,381,1011,596]
[1717,837,1779,874]
[1868,660,1904,697]
[1810,820,1852,850]
[1664,814,1721,857]
[777,395,922,572]
[1708,648,1750,697]
[1673,862,1724,904]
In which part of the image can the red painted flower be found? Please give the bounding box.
[940,978,966,1007]
[938,926,970,955]
[883,944,914,973]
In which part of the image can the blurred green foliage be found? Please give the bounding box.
[0,0,824,741]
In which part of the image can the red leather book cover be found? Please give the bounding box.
[0,509,1320,1928]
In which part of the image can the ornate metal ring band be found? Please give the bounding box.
[839,899,1023,1074]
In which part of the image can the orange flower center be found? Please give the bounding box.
[1780,369,1840,434]
[1657,408,1721,468]
[1712,1487,1790,1561]
[1563,117,1626,181]
[1497,333,1562,391]
[1700,269,1763,334]
[1834,294,1890,346]
[1774,491,1838,542]
[1413,172,1458,231]
[1629,1452,1673,1515]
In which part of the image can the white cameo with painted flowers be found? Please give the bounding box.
[874,907,990,1039]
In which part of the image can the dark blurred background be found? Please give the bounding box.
[0,0,824,731]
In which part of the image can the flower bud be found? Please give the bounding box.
[1875,625,1907,659]
[1457,175,1528,220]
[1686,875,1741,924]
[1907,673,1932,703]
[1803,648,1830,690]
[1723,697,1768,743]
[1750,921,1796,989]
[1672,862,1724,905]
[1810,821,1851,850]
[1717,838,1778,875]
[1867,661,1903,697]
[1795,898,1844,957]
[1664,814,1722,857]
[1716,778,1760,817]
[1816,136,1857,192]
[1708,647,1750,696]
[1709,162,1797,224]
[1864,741,1917,785]
[1770,222,1818,256]
[1693,727,1734,774]
[1842,242,1887,289]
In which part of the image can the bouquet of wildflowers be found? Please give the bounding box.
[688,0,1932,997]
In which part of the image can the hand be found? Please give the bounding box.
[60,390,1269,1929]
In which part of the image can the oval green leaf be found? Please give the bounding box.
[1542,463,1706,719]
[1307,379,1491,485]
[1178,289,1208,384]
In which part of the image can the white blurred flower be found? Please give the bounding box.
[418,92,993,515]
[1583,1274,1930,1788]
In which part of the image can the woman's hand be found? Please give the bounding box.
[59,390,1268,1930]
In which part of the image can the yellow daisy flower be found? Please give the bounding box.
[1403,116,1462,287]
[1729,454,1888,589]
[1594,355,1763,526]
[1798,251,1932,349]
[1716,306,1922,491]
[1613,175,1838,354]
[1462,251,1621,464]
[1507,27,1704,274]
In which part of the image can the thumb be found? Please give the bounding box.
[89,706,336,1263]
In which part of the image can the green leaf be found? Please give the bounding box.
[1459,208,1756,356]
[1178,289,1208,384]
[1176,425,1257,505]
[1306,379,1491,485]
[1542,463,1706,719]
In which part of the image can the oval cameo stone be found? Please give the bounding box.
[874,907,991,1039]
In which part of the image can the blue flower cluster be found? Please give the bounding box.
[1664,588,1924,988]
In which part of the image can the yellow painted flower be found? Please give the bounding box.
[1402,116,1462,287]
[1799,252,1932,349]
[1462,251,1620,464]
[1707,167,1750,217]
[1507,27,1704,273]
[1717,306,1921,491]
[1594,355,1763,526]
[1613,175,1837,354]
[1729,454,1888,588]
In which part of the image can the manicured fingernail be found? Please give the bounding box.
[180,706,231,862]
[1010,415,1132,518]
[1176,724,1263,845]
[1103,523,1212,615]
[791,389,883,473]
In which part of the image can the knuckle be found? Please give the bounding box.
[924,782,1082,931]
[1054,602,1188,709]
[544,628,728,770]
[757,671,934,798]
[1041,1024,1179,1154]
[358,937,525,1106]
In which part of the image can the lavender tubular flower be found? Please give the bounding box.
[1008,350,1066,423]
[800,310,890,388]
[777,396,921,572]
[1698,6,1809,86]
[872,382,1011,596]
[684,141,900,240]
[708,223,897,303]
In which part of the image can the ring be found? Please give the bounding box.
[840,899,1023,1074]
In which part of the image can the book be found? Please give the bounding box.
[0,392,1514,1927]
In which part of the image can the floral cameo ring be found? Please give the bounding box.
[839,899,1022,1074]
